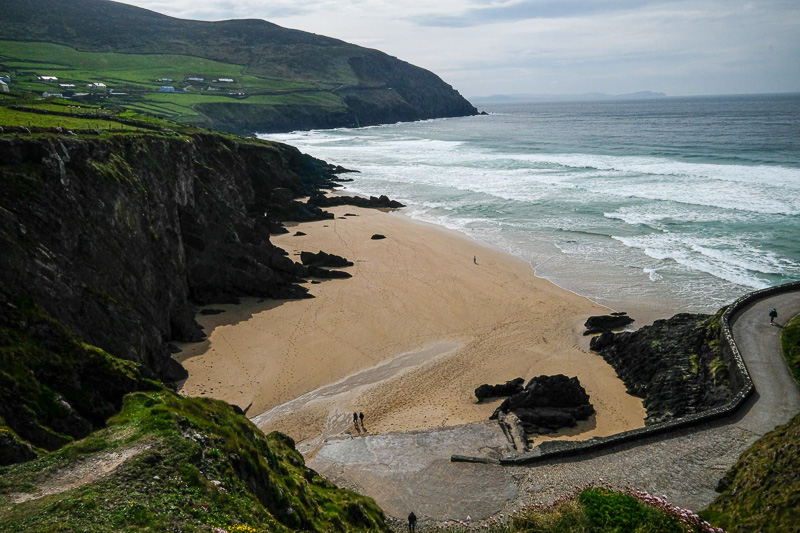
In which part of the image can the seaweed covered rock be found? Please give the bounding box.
[491,375,595,434]
[590,311,731,424]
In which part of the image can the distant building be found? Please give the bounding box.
[59,84,76,88]
[42,92,63,98]
[0,76,10,83]
[156,78,173,82]
[217,78,234,83]
[187,77,204,82]
[206,86,221,91]
[87,82,107,88]
[0,80,9,93]
[158,86,176,92]
[38,75,58,81]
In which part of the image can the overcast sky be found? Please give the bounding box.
[116,0,799,98]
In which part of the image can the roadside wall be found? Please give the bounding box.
[460,281,800,466]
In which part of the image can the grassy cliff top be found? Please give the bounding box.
[0,0,477,133]
[699,313,800,533]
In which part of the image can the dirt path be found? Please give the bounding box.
[308,289,800,526]
[9,443,150,504]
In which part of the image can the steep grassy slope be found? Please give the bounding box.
[701,315,800,532]
[0,391,388,532]
[0,0,478,133]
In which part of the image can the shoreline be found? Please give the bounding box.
[384,204,684,328]
[175,204,647,454]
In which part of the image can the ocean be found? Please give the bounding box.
[263,93,800,319]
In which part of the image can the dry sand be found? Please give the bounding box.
[175,205,645,455]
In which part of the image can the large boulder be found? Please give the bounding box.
[491,374,594,434]
[300,250,354,268]
[475,377,525,401]
[584,312,634,335]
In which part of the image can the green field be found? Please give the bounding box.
[0,40,348,126]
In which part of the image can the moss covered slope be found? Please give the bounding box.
[701,315,800,533]
[0,391,387,532]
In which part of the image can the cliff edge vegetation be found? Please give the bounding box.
[700,314,800,533]
[0,0,478,134]
[0,100,390,531]
[0,390,387,532]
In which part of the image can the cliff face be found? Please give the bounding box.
[0,133,339,383]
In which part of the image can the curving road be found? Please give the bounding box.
[308,290,800,527]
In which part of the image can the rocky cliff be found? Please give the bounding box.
[590,312,731,424]
[0,130,394,530]
[0,132,343,384]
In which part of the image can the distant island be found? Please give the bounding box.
[470,91,668,104]
[0,0,478,134]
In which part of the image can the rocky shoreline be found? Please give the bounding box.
[0,131,404,463]
[590,311,731,425]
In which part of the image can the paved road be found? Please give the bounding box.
[308,290,800,528]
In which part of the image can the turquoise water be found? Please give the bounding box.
[263,94,800,316]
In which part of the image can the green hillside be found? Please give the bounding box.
[0,0,477,133]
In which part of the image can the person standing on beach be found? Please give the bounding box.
[353,412,359,430]
[359,412,365,429]
[408,511,417,531]
[770,308,778,325]
[473,255,477,264]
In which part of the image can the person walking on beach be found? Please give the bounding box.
[353,412,359,430]
[408,511,417,531]
[770,308,778,325]
[359,412,365,430]
[473,255,477,264]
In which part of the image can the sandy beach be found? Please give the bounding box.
[175,205,646,454]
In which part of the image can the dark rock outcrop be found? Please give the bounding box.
[590,311,731,424]
[491,375,595,434]
[584,312,634,335]
[371,234,386,240]
[309,192,405,210]
[307,268,352,280]
[300,251,354,269]
[0,133,345,383]
[300,251,354,279]
[475,377,525,401]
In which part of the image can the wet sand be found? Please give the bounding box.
[175,205,646,454]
